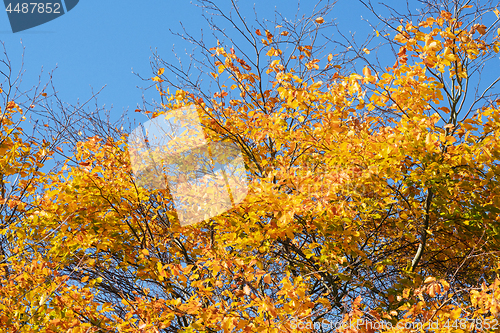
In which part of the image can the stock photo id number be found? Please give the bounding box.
[3,0,79,32]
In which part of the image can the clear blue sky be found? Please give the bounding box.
[1,1,498,130]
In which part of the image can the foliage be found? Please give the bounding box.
[1,0,500,332]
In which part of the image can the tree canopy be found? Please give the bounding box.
[1,0,500,331]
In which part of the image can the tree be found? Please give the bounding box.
[1,0,500,331]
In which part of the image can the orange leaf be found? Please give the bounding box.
[363,66,372,76]
[424,276,436,283]
[476,24,487,35]
[315,17,325,24]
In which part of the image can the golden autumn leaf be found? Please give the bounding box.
[363,66,372,76]
[424,276,436,284]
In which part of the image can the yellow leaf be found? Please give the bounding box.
[309,81,323,90]
[350,73,363,81]
[444,53,458,62]
[141,249,149,256]
[157,68,165,75]
[425,133,433,145]
[81,276,89,283]
[440,280,450,292]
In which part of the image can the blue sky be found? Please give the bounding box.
[0,0,380,128]
[1,1,498,134]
